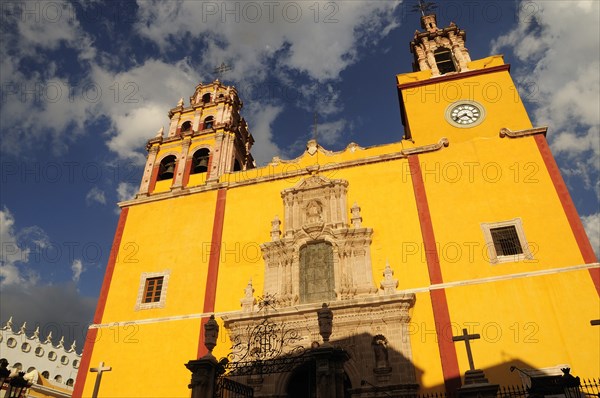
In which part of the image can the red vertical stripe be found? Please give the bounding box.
[72,208,129,398]
[409,156,462,392]
[148,165,159,194]
[197,189,227,358]
[534,135,599,294]
[182,158,193,187]
[206,153,214,181]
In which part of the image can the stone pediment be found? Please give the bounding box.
[261,175,377,307]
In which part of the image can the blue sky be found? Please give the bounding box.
[1,0,598,348]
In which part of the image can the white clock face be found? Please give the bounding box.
[451,104,480,124]
[446,101,485,128]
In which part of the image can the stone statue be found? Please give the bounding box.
[317,303,333,344]
[372,334,390,369]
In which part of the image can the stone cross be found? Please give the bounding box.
[90,361,112,398]
[452,328,481,371]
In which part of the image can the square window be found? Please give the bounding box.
[490,226,523,256]
[481,218,533,264]
[143,277,163,303]
[135,271,170,310]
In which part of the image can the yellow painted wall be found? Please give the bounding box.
[78,53,599,397]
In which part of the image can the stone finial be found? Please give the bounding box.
[317,303,333,346]
[203,315,219,357]
[307,139,318,156]
[44,331,53,345]
[57,336,64,349]
[18,322,27,335]
[177,97,184,107]
[2,316,13,331]
[69,340,77,353]
[155,126,164,139]
[270,216,281,241]
[351,202,362,228]
[240,279,256,313]
[33,326,40,340]
[380,260,398,295]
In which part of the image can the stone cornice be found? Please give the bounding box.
[397,64,510,90]
[499,126,548,139]
[119,138,450,208]
[221,292,416,324]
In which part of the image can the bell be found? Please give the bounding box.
[194,158,209,173]
[160,163,175,179]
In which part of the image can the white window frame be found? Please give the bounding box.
[135,270,171,311]
[481,218,534,264]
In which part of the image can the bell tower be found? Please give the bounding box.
[410,13,471,76]
[137,80,255,197]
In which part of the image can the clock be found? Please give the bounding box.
[445,101,485,128]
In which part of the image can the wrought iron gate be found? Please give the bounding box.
[215,376,254,398]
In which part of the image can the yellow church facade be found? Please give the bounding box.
[73,13,599,398]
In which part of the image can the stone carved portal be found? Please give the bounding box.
[261,175,378,306]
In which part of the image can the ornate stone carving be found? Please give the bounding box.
[261,175,377,306]
[240,280,256,313]
[270,216,281,241]
[350,202,362,228]
[380,261,399,295]
[410,13,470,75]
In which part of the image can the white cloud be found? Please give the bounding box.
[71,259,83,283]
[491,1,600,172]
[0,207,42,287]
[135,1,401,82]
[581,213,600,259]
[316,119,347,146]
[244,103,284,165]
[117,182,138,202]
[90,60,200,162]
[86,187,107,205]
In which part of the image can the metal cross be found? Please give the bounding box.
[452,328,481,371]
[411,0,437,16]
[90,361,112,398]
[214,62,231,80]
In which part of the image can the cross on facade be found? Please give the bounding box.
[214,62,231,80]
[452,328,481,371]
[90,361,112,398]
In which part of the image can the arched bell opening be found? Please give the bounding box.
[434,47,456,74]
[191,148,210,175]
[233,158,242,172]
[201,93,211,103]
[180,121,192,133]
[158,155,177,181]
[204,116,214,129]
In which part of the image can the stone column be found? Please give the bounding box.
[171,138,191,190]
[138,144,159,197]
[312,347,349,398]
[185,315,222,398]
[185,358,219,398]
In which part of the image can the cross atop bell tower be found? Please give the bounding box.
[137,80,255,197]
[409,1,471,76]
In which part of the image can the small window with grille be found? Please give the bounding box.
[481,218,533,264]
[143,277,163,303]
[490,226,523,256]
[135,271,170,310]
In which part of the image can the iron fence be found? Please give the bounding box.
[417,379,599,398]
